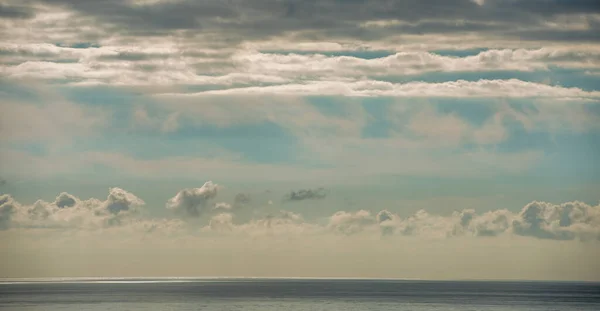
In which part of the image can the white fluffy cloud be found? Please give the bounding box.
[466,209,514,237]
[328,210,376,234]
[512,201,600,241]
[0,188,145,229]
[54,192,77,208]
[104,187,145,216]
[208,212,234,232]
[321,201,600,241]
[166,181,219,217]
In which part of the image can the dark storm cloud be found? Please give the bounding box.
[285,188,327,202]
[29,0,600,42]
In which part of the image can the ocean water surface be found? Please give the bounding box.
[0,278,599,310]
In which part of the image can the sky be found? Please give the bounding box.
[0,0,600,281]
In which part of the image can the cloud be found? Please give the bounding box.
[407,107,471,144]
[166,181,219,217]
[0,195,17,229]
[3,44,600,89]
[265,210,304,225]
[238,210,311,236]
[0,143,545,184]
[212,193,252,211]
[213,202,232,211]
[54,192,77,208]
[0,4,35,19]
[322,201,600,241]
[512,201,600,241]
[233,193,251,206]
[234,48,600,78]
[402,105,509,145]
[175,79,600,98]
[376,210,394,223]
[131,106,181,134]
[470,209,514,237]
[285,188,328,202]
[377,210,398,236]
[208,213,234,232]
[10,0,598,44]
[2,2,599,94]
[328,210,375,234]
[0,188,146,229]
[1,184,599,241]
[104,187,145,215]
[200,209,312,237]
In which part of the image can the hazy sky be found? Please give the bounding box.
[1,0,599,280]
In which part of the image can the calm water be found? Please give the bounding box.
[0,278,599,310]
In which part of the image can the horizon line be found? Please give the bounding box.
[1,276,598,284]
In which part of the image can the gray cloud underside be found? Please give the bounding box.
[285,188,328,201]
[8,0,598,43]
[0,4,34,19]
[1,181,599,241]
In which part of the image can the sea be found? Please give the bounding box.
[0,278,599,310]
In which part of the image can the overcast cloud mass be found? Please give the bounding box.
[0,0,599,280]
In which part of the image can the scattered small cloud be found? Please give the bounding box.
[213,202,232,211]
[233,193,251,206]
[0,184,598,241]
[284,188,328,202]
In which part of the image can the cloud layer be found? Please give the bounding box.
[2,43,600,100]
[4,0,599,43]
[1,181,599,241]
[2,0,600,98]
[0,187,145,229]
